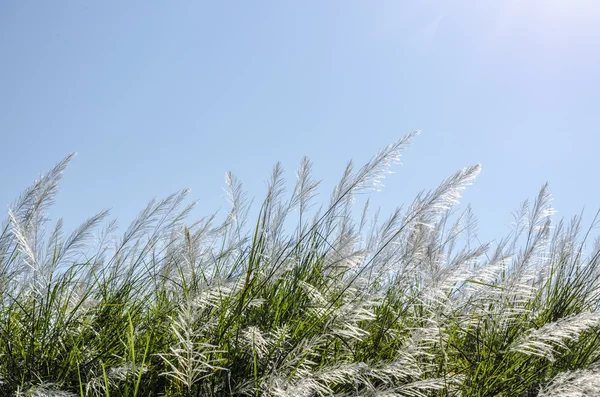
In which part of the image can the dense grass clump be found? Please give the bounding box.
[1,132,600,396]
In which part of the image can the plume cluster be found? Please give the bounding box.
[1,132,599,396]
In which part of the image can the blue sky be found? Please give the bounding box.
[1,1,599,243]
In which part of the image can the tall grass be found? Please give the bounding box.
[1,132,600,396]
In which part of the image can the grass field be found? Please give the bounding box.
[1,132,599,396]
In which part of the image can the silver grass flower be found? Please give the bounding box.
[510,312,600,361]
[538,368,600,397]
[15,383,77,397]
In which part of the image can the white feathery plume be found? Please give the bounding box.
[373,377,453,397]
[15,383,78,397]
[290,156,320,217]
[157,309,225,392]
[242,326,269,360]
[510,312,600,361]
[538,367,600,397]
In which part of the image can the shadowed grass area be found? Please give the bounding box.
[1,132,600,396]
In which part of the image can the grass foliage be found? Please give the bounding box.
[2,132,600,396]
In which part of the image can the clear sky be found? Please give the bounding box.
[1,1,599,243]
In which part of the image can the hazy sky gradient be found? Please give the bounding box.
[1,1,599,242]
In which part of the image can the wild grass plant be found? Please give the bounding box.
[1,132,600,396]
